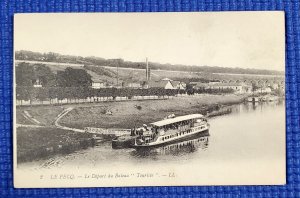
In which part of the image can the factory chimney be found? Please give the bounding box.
[146,57,149,81]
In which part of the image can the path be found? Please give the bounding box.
[54,107,85,133]
[22,110,41,125]
[16,124,46,128]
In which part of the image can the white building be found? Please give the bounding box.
[92,80,107,89]
[208,83,251,94]
[148,80,175,89]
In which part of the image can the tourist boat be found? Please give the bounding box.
[133,114,209,148]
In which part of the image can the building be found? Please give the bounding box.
[126,82,142,89]
[33,79,42,88]
[147,80,175,89]
[91,80,107,89]
[208,83,251,94]
[254,86,272,94]
[161,78,172,81]
[171,81,186,90]
[189,82,209,90]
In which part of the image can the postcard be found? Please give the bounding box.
[14,12,285,188]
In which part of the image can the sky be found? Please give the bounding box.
[14,12,285,71]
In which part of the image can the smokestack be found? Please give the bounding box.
[148,66,151,81]
[146,57,149,81]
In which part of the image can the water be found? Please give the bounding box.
[19,101,285,174]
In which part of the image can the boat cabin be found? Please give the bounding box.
[134,114,209,146]
[151,114,206,134]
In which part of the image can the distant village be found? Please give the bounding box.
[90,77,284,95]
[87,59,284,95]
[15,55,285,107]
[16,51,285,97]
[27,57,285,95]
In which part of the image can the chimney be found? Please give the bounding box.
[148,66,151,81]
[146,57,149,81]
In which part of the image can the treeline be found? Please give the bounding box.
[16,87,184,102]
[15,50,284,76]
[16,87,233,103]
[16,62,92,87]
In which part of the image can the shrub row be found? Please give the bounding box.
[16,86,234,101]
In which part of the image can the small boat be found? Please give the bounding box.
[268,96,279,101]
[247,97,259,103]
[112,135,136,149]
[261,96,267,102]
[133,114,209,148]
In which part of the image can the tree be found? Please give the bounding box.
[15,62,36,86]
[34,64,56,87]
[56,67,92,87]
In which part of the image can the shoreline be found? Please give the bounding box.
[17,94,248,163]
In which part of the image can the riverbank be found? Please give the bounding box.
[17,127,96,163]
[16,94,248,162]
[60,94,247,129]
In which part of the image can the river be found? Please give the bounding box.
[18,102,285,184]
[19,100,285,176]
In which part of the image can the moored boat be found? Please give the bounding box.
[112,135,136,149]
[247,97,259,103]
[133,114,209,148]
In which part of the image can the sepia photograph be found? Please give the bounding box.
[13,12,285,187]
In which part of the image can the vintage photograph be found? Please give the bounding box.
[14,12,285,187]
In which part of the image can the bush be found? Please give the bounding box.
[136,105,142,110]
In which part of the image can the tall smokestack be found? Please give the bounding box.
[146,57,149,81]
[148,66,151,81]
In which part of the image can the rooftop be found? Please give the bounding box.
[210,83,243,86]
[151,114,204,127]
[148,80,170,88]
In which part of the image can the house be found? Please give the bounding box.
[92,80,107,89]
[126,82,142,89]
[171,81,186,90]
[161,78,173,81]
[254,86,272,94]
[33,79,42,88]
[208,83,250,94]
[147,80,175,89]
[189,82,209,90]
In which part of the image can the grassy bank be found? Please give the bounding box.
[17,127,96,163]
[60,94,247,129]
[16,106,66,126]
[16,94,247,162]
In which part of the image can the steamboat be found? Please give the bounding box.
[133,114,209,148]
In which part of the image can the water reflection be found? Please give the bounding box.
[131,132,209,158]
[18,100,285,170]
[229,100,284,114]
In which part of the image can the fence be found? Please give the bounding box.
[15,86,234,106]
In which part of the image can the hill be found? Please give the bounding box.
[15,50,284,76]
